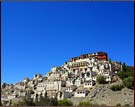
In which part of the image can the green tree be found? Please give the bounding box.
[58,99,73,106]
[117,70,134,80]
[123,76,134,89]
[122,62,127,72]
[109,58,111,62]
[97,75,106,84]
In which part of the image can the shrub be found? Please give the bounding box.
[124,104,130,106]
[78,102,92,106]
[117,71,134,80]
[101,104,106,106]
[97,75,106,84]
[35,96,58,106]
[116,103,121,106]
[12,97,35,106]
[58,99,73,106]
[78,102,98,106]
[123,76,134,89]
[29,89,34,94]
[78,102,93,106]
[0,102,2,106]
[117,64,134,81]
[110,84,124,91]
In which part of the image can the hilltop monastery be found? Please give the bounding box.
[1,52,122,105]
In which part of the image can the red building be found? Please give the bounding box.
[70,52,108,62]
[94,52,108,61]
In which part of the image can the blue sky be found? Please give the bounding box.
[2,2,134,84]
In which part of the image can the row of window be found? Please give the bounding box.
[73,68,88,72]
[85,83,92,86]
[77,91,85,94]
[71,62,88,67]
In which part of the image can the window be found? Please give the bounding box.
[87,72,90,76]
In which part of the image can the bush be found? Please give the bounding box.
[35,96,58,106]
[97,75,106,84]
[58,99,73,106]
[0,102,2,105]
[116,103,121,106]
[110,84,124,91]
[29,89,34,94]
[78,102,98,106]
[78,102,93,106]
[12,97,35,106]
[101,104,106,106]
[124,104,130,106]
[123,76,134,89]
[117,71,134,80]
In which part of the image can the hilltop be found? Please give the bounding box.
[1,52,134,106]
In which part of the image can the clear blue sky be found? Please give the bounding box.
[2,2,134,84]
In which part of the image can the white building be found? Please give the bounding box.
[74,87,89,97]
[65,85,77,92]
[84,80,96,88]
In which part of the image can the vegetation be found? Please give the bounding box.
[117,63,134,90]
[109,58,111,62]
[29,89,34,94]
[116,103,121,106]
[35,96,58,106]
[0,102,2,106]
[101,104,106,106]
[97,75,106,84]
[117,70,134,80]
[12,95,58,106]
[124,104,130,106]
[78,102,99,106]
[123,76,134,89]
[110,84,124,91]
[2,83,8,88]
[58,99,73,106]
[12,97,35,106]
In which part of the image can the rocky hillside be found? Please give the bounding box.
[69,84,134,106]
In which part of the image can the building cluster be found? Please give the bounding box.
[1,52,122,105]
